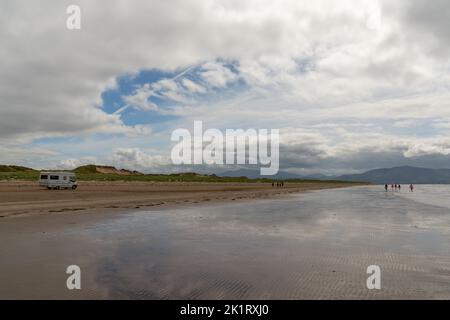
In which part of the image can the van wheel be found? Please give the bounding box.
[47,187,51,190]
[72,185,78,190]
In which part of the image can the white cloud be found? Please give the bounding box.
[2,0,450,172]
[199,61,238,88]
[122,84,159,111]
[182,79,206,93]
[0,145,59,168]
[57,157,98,170]
[110,148,170,170]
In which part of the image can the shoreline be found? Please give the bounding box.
[0,180,366,219]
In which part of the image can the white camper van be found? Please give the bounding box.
[39,172,78,190]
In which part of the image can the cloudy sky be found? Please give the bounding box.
[1,0,450,175]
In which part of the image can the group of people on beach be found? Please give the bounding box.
[384,184,414,192]
[272,182,285,188]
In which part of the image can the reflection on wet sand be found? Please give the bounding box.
[0,186,450,299]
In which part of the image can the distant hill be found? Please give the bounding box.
[0,165,36,172]
[304,173,329,180]
[218,169,337,181]
[219,169,308,180]
[336,166,450,184]
[219,166,450,184]
[74,165,143,175]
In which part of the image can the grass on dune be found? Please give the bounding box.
[0,171,40,180]
[0,171,359,184]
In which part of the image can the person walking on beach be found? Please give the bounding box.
[398,184,401,191]
[385,184,388,192]
[410,184,414,192]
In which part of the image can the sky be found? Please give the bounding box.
[1,0,450,175]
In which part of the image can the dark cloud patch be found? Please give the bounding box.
[400,0,450,53]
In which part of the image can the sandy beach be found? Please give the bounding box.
[0,180,358,218]
[0,185,449,299]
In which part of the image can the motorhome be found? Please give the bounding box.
[39,172,78,190]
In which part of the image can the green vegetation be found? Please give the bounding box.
[73,165,99,174]
[0,165,39,180]
[0,171,40,180]
[76,172,274,183]
[0,164,361,184]
[0,171,359,184]
[0,165,36,172]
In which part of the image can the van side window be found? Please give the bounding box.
[63,176,67,180]
[50,175,59,180]
[40,175,48,180]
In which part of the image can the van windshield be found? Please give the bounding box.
[69,177,77,182]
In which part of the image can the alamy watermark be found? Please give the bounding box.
[366,265,381,290]
[66,265,81,290]
[171,121,279,176]
[66,5,81,30]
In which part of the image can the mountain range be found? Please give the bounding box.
[335,166,450,184]
[219,166,450,184]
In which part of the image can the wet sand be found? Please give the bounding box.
[0,180,358,218]
[0,186,449,299]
